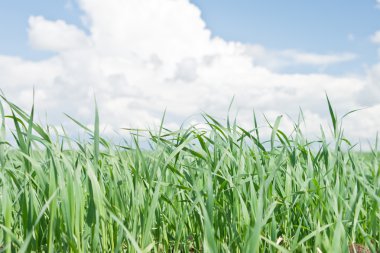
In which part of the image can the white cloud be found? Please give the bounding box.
[371,31,380,44]
[174,58,198,82]
[357,63,380,106]
[280,50,356,66]
[0,0,378,143]
[28,16,91,51]
[244,45,356,70]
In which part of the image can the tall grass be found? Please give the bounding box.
[0,96,378,252]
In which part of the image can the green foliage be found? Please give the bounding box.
[0,96,379,252]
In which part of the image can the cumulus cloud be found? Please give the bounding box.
[0,0,378,143]
[28,16,91,51]
[357,63,380,106]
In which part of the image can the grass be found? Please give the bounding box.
[0,95,379,252]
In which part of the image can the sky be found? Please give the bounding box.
[0,0,380,143]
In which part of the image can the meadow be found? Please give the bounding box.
[0,96,379,252]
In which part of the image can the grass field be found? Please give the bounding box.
[0,96,379,252]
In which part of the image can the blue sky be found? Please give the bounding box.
[0,0,83,59]
[0,0,380,141]
[1,0,379,71]
[193,0,380,71]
